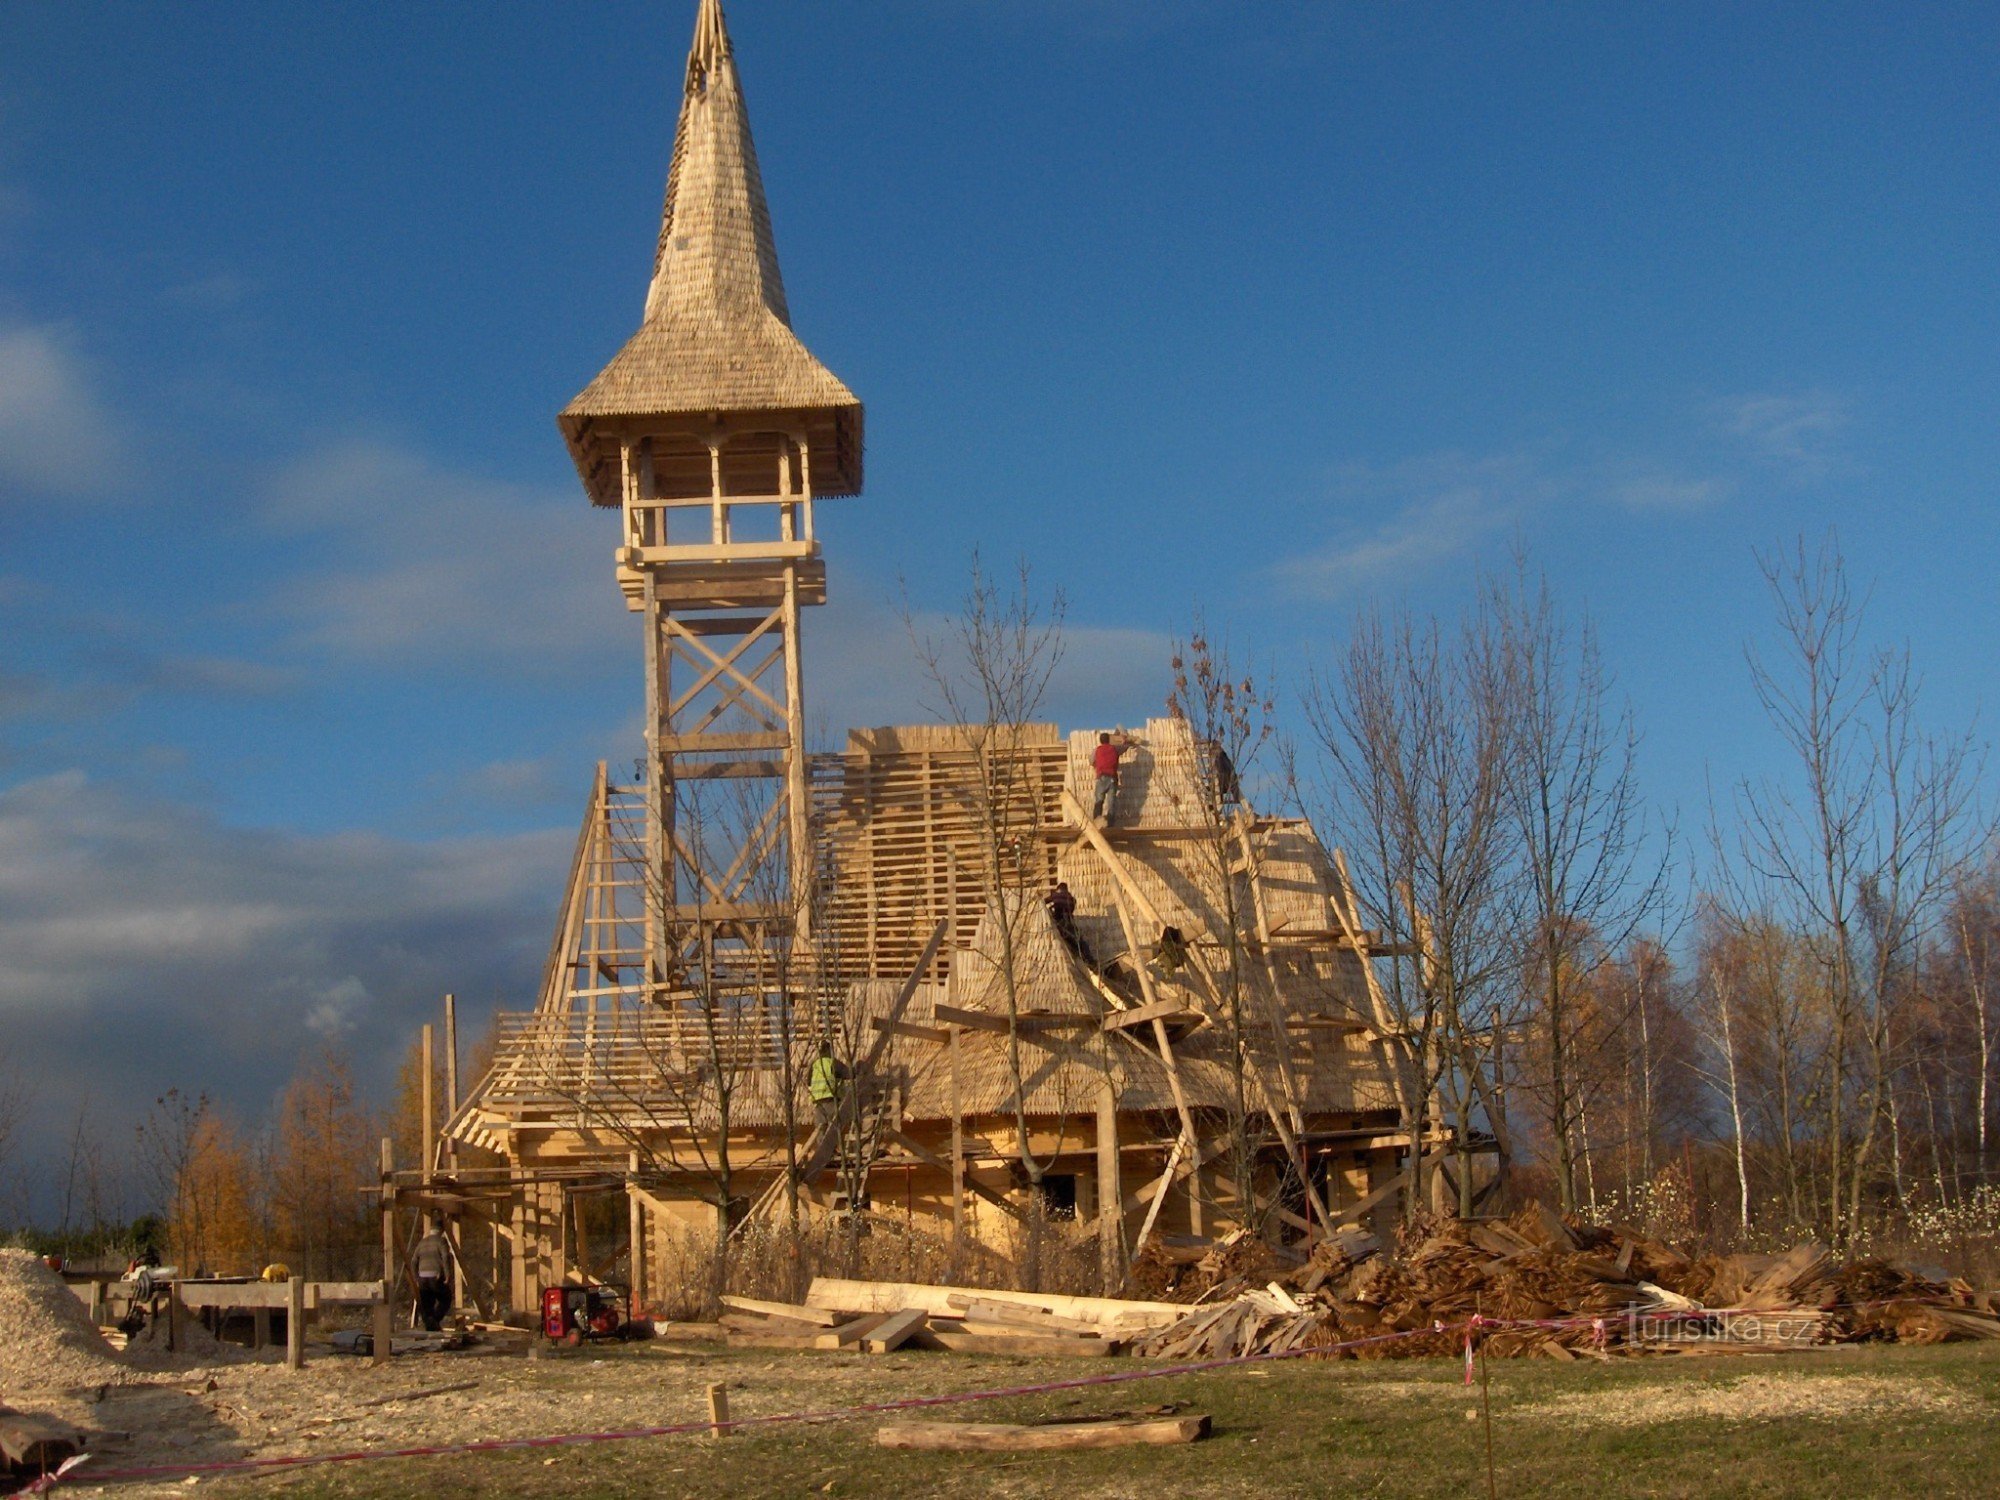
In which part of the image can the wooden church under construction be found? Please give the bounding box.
[417,0,1450,1315]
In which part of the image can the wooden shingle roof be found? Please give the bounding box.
[559,0,863,504]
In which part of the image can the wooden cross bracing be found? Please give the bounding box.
[626,425,819,1006]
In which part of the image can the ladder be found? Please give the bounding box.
[827,1074,900,1214]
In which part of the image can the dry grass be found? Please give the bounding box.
[30,1339,1995,1499]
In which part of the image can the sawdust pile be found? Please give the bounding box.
[123,1302,245,1370]
[0,1249,125,1394]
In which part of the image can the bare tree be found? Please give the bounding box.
[1302,603,1512,1219]
[1724,533,1987,1241]
[906,555,1069,1204]
[1166,618,1301,1236]
[1949,873,1998,1184]
[135,1089,209,1264]
[1491,566,1673,1211]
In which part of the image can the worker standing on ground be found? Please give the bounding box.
[1091,730,1127,826]
[810,1039,848,1128]
[412,1218,452,1332]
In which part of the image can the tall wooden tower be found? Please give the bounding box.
[557,0,861,1006]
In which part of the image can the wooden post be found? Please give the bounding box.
[706,1382,731,1439]
[285,1277,306,1370]
[252,1307,271,1351]
[371,1298,393,1368]
[627,1150,644,1313]
[949,1025,965,1264]
[165,1286,178,1354]
[379,1137,397,1305]
[443,993,460,1172]
[421,1023,436,1182]
[509,1191,528,1314]
[1096,1068,1122,1293]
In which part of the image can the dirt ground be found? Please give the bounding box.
[8,1335,2000,1499]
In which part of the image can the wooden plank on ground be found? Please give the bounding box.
[718,1295,841,1328]
[813,1313,891,1350]
[806,1277,1182,1329]
[860,1308,929,1353]
[949,1298,1107,1336]
[719,1311,827,1336]
[877,1414,1209,1451]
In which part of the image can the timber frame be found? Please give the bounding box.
[385,1,1496,1318]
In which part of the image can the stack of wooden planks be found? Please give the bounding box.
[716,1279,1185,1357]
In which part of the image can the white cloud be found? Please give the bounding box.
[261,440,630,673]
[1714,391,1849,479]
[457,755,569,809]
[1611,474,1732,513]
[808,588,1172,742]
[0,770,568,1190]
[304,976,371,1038]
[0,323,114,498]
[1276,452,1544,600]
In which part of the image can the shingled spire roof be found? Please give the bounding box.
[560,0,863,504]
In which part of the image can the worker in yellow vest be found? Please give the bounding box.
[809,1040,848,1128]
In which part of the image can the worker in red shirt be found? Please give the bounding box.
[1091,730,1126,825]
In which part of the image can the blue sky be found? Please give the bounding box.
[1,1,1995,1204]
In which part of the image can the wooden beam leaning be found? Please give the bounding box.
[1056,786,1209,1244]
[1063,789,1330,1234]
[746,917,953,1223]
[1101,1000,1200,1033]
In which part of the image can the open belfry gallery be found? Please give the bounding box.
[390,0,1493,1316]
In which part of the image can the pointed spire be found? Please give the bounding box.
[643,0,789,325]
[560,0,863,505]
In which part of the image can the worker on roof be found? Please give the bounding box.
[1046,880,1078,944]
[413,1218,452,1332]
[809,1040,848,1128]
[1211,743,1241,808]
[1091,730,1128,826]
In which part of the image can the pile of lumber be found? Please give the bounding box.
[1135,1206,2000,1361]
[707,1210,2000,1364]
[716,1278,1185,1358]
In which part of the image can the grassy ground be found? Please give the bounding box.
[236,1342,2000,1500]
